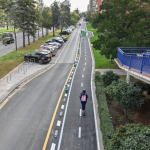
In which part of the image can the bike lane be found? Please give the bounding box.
[57,28,97,149]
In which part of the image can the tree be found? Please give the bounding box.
[10,0,38,47]
[51,0,60,36]
[74,8,79,14]
[86,9,93,21]
[104,79,145,117]
[60,2,71,27]
[0,9,5,28]
[110,124,150,150]
[92,0,150,60]
[42,7,52,36]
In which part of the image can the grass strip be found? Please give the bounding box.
[0,27,20,34]
[95,72,114,150]
[86,23,119,69]
[0,29,70,79]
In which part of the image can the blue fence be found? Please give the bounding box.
[117,47,150,74]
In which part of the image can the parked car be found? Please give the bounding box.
[59,36,67,42]
[24,51,51,64]
[53,36,67,42]
[46,38,64,45]
[38,44,58,51]
[2,32,14,44]
[59,30,70,35]
[36,46,57,56]
[40,43,60,49]
[35,49,53,58]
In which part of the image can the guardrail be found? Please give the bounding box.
[117,47,150,74]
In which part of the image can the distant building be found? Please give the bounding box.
[88,0,102,11]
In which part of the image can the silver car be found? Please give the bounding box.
[38,46,57,56]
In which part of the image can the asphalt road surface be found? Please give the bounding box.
[0,22,98,150]
[0,28,53,57]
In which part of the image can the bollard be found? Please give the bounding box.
[78,49,80,54]
[65,84,68,93]
[74,61,76,67]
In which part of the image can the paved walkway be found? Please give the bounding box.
[95,69,127,75]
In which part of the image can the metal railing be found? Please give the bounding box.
[5,59,35,84]
[117,47,150,74]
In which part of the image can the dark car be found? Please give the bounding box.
[59,30,70,35]
[46,38,64,44]
[24,51,51,64]
[2,32,14,44]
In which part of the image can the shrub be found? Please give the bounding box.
[95,81,114,150]
[95,71,101,82]
[104,79,145,116]
[110,124,150,150]
[101,70,119,87]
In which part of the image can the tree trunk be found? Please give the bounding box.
[38,28,40,39]
[33,36,35,42]
[28,34,30,45]
[14,27,17,51]
[42,27,44,37]
[23,31,25,47]
[53,25,55,37]
[7,22,8,30]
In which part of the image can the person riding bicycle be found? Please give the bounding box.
[79,89,88,116]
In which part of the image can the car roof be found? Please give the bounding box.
[35,51,49,54]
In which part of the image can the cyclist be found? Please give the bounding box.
[79,89,88,116]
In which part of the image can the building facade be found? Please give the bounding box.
[88,0,102,11]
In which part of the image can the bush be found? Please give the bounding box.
[95,71,101,82]
[104,79,145,116]
[101,70,120,87]
[110,124,150,150]
[95,81,114,150]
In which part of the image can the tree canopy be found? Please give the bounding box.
[91,0,150,59]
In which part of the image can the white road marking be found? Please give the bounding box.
[85,55,86,56]
[85,58,86,60]
[67,84,70,87]
[85,63,86,65]
[79,109,82,117]
[83,68,85,71]
[78,127,81,138]
[82,74,84,78]
[61,105,65,109]
[64,93,67,97]
[57,120,61,126]
[81,83,83,87]
[85,51,86,53]
[50,143,56,150]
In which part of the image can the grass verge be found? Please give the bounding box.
[86,23,119,69]
[0,29,70,79]
[0,27,20,34]
[95,72,114,150]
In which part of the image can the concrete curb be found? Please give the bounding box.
[88,39,104,149]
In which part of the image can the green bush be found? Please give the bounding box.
[110,124,150,150]
[101,70,120,87]
[104,79,145,115]
[95,81,114,150]
[95,71,101,82]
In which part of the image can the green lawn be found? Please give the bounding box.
[0,27,20,34]
[86,23,119,69]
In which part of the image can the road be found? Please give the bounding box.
[0,28,53,57]
[0,22,98,150]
